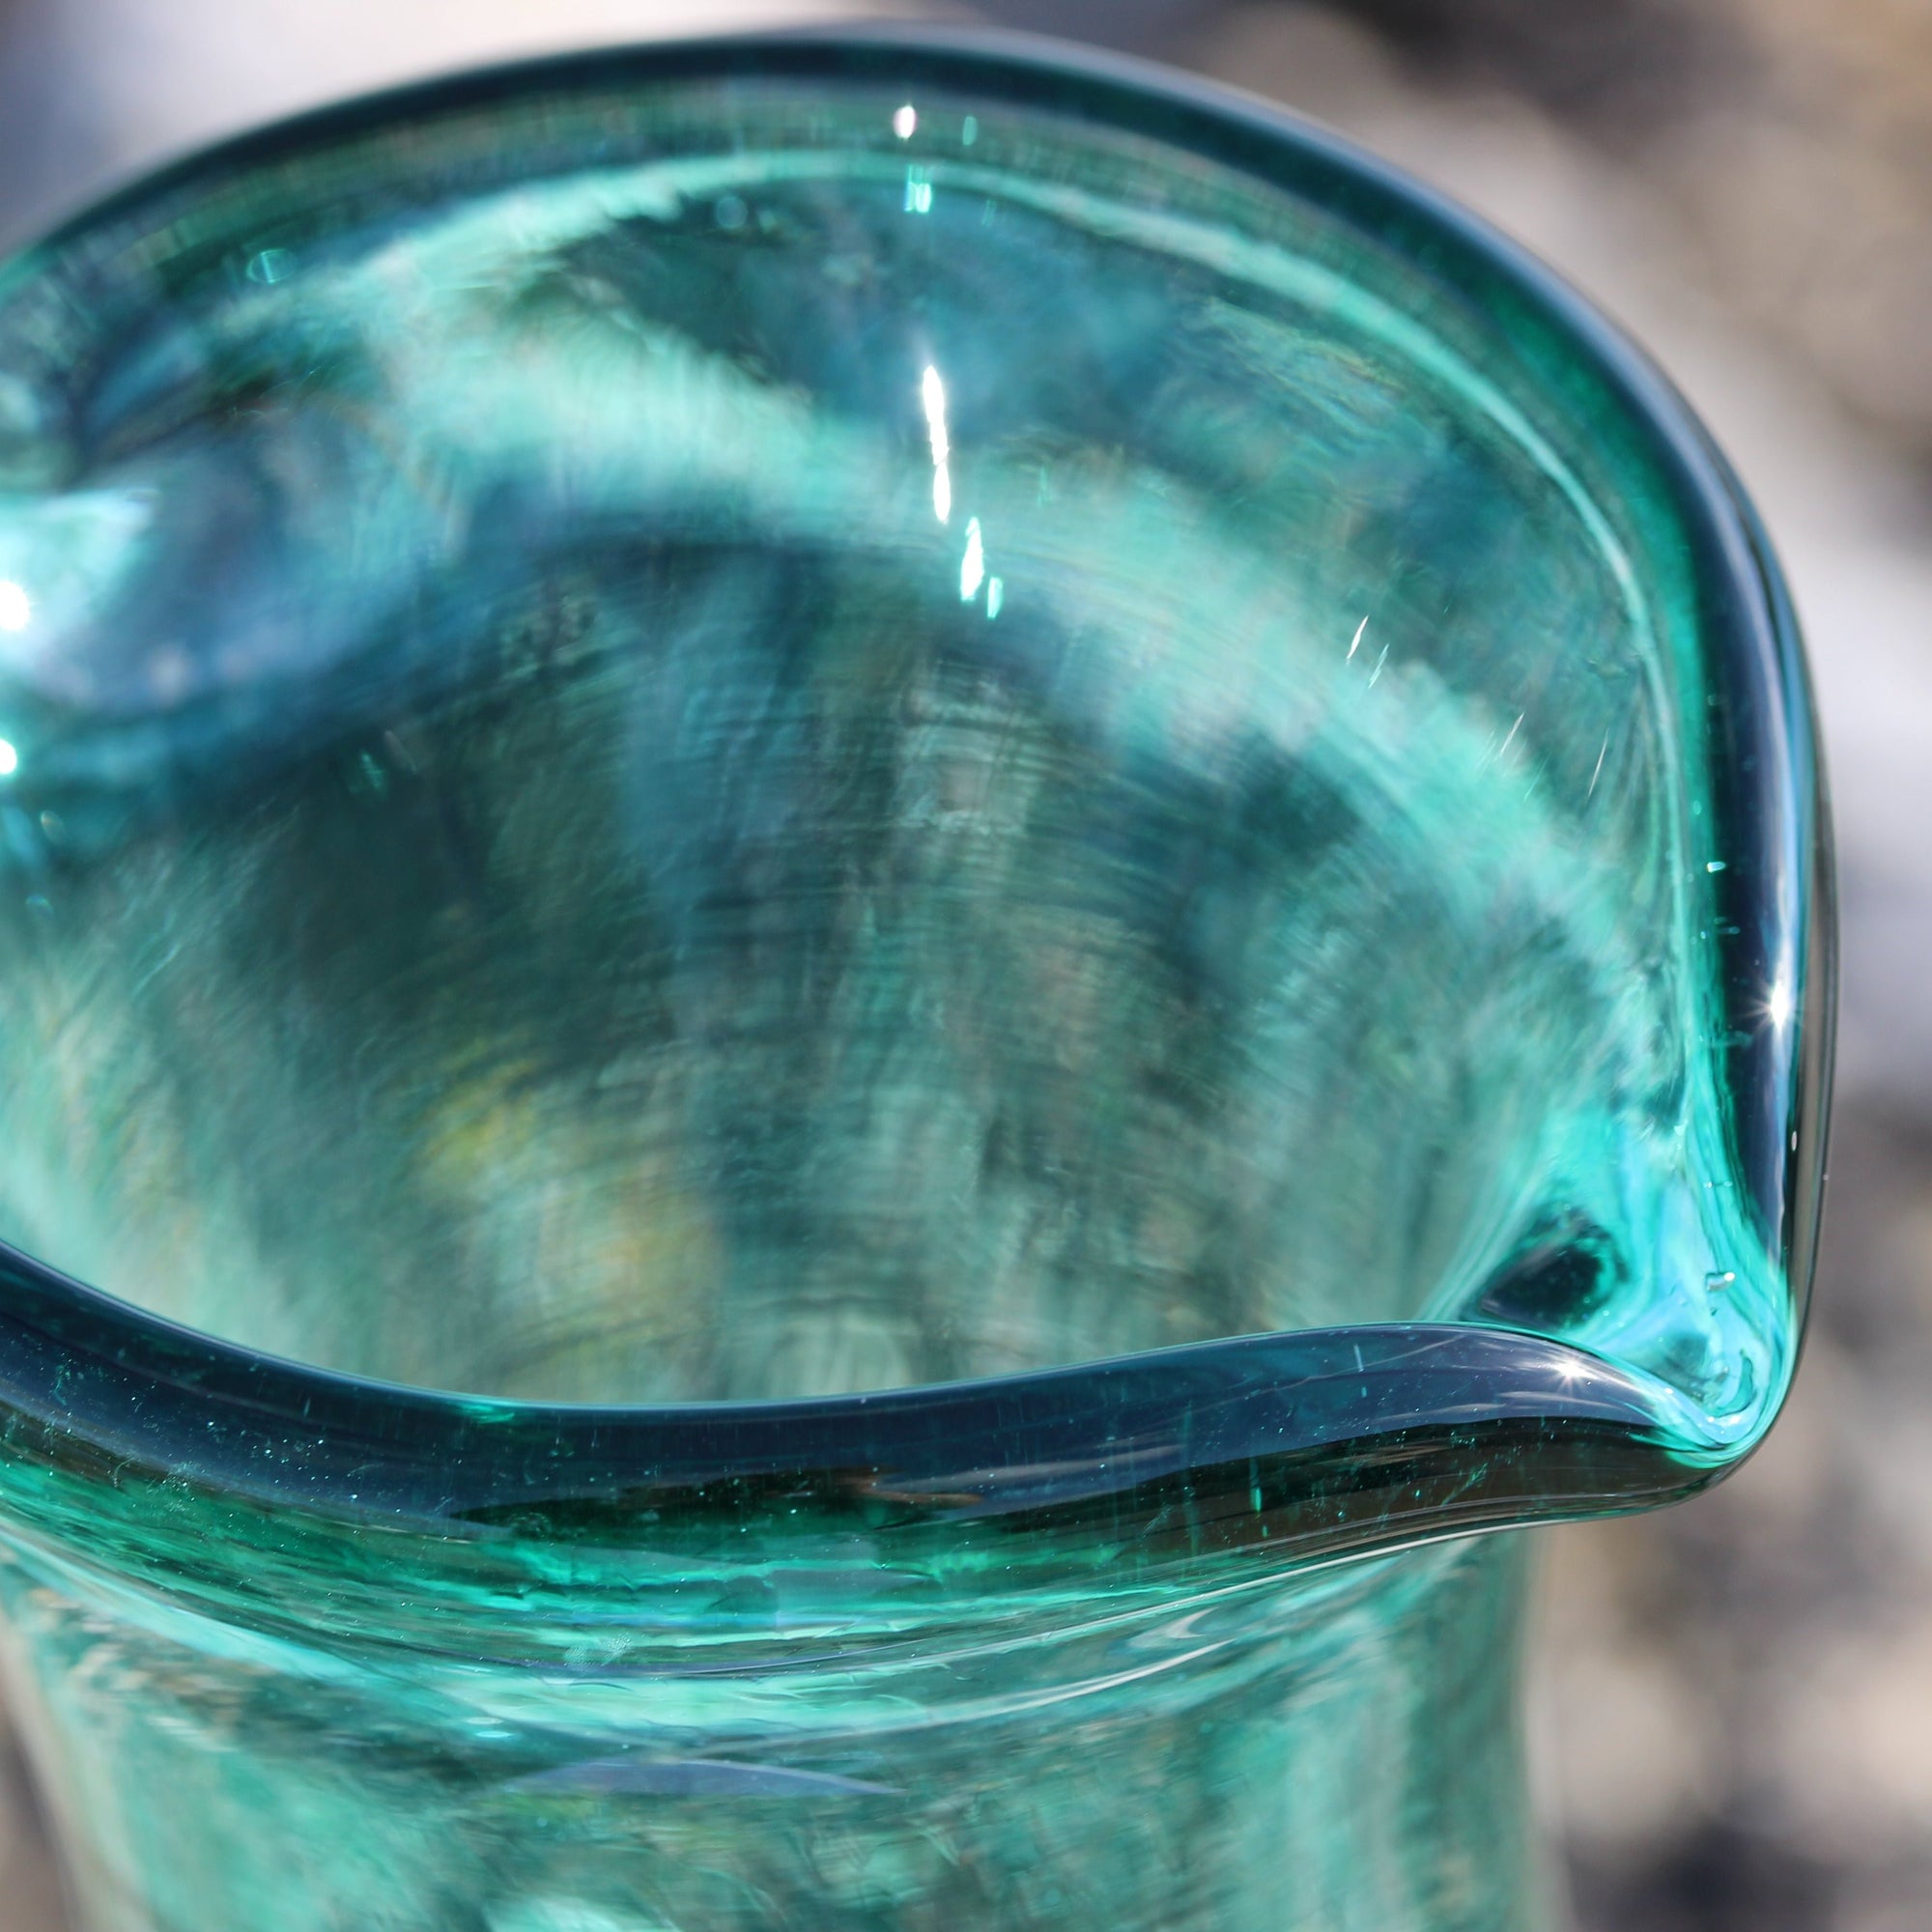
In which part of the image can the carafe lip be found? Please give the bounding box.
[0,25,1832,1557]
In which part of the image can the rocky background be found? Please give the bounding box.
[0,3,1927,1928]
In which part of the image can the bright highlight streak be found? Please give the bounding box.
[894,104,918,139]
[960,519,985,601]
[0,582,29,633]
[0,740,18,778]
[1767,974,1795,1031]
[986,576,1005,619]
[922,366,949,465]
[923,365,952,523]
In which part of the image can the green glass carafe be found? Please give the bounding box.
[0,30,1831,1932]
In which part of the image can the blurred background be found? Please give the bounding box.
[0,1,1922,1927]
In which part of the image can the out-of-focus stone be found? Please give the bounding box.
[0,0,918,244]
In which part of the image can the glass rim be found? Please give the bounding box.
[0,24,1833,1551]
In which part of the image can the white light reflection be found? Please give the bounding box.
[0,582,29,633]
[986,576,1005,619]
[921,367,948,463]
[960,518,985,601]
[0,741,18,779]
[894,104,918,140]
[1766,972,1795,1032]
[922,365,952,524]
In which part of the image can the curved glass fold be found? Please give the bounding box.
[0,27,1830,1932]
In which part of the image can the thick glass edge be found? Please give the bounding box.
[0,27,1832,1544]
[1699,436,1837,1343]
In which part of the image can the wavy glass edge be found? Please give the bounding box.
[0,27,1833,1603]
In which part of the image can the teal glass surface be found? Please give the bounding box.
[0,28,1831,1932]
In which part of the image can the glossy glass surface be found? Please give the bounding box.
[0,29,1830,1932]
